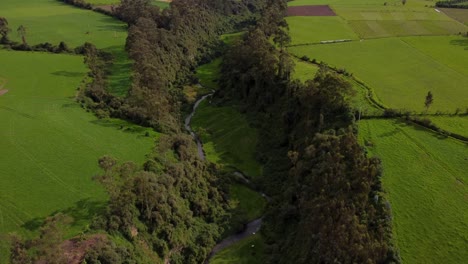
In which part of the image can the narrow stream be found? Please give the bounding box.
[184,93,267,263]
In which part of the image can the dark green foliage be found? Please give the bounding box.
[218,1,397,262]
[93,134,228,263]
[59,0,93,10]
[436,0,468,8]
[0,17,11,43]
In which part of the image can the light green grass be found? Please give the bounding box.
[348,19,467,38]
[210,235,265,264]
[288,37,468,112]
[0,0,131,96]
[358,119,468,264]
[0,0,127,49]
[196,58,222,91]
[429,115,468,137]
[401,35,468,76]
[221,32,245,45]
[229,184,266,222]
[191,101,262,178]
[286,16,358,45]
[292,59,319,82]
[0,50,156,261]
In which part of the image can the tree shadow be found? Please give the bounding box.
[51,71,85,78]
[0,106,34,119]
[21,198,106,232]
[450,38,468,50]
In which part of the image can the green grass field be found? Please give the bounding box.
[429,115,468,137]
[0,0,132,96]
[358,119,468,264]
[286,16,358,45]
[0,50,156,261]
[288,37,468,112]
[210,235,265,264]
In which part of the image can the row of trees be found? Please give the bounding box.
[218,0,400,263]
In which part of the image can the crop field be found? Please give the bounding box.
[358,119,468,264]
[286,16,358,45]
[0,50,156,261]
[429,116,468,137]
[289,37,468,112]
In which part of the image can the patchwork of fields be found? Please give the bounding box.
[287,0,468,262]
[0,1,159,261]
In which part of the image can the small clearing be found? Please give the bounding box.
[287,5,336,16]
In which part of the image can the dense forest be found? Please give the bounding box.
[218,0,400,263]
[9,0,400,263]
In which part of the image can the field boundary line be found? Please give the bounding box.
[400,37,468,77]
[394,123,462,181]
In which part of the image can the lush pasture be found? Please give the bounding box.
[0,50,156,261]
[286,16,358,45]
[288,37,468,112]
[402,35,468,76]
[0,0,131,95]
[210,235,265,264]
[191,100,262,178]
[358,119,468,264]
[347,19,466,38]
[429,116,468,137]
[196,58,222,91]
[0,0,127,49]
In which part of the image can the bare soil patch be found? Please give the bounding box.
[0,89,8,96]
[287,5,336,16]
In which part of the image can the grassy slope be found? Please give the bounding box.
[358,119,468,264]
[0,0,131,96]
[230,184,266,221]
[210,235,265,264]
[196,58,222,91]
[288,37,468,112]
[191,101,262,178]
[0,50,156,261]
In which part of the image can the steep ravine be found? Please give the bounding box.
[184,93,267,263]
